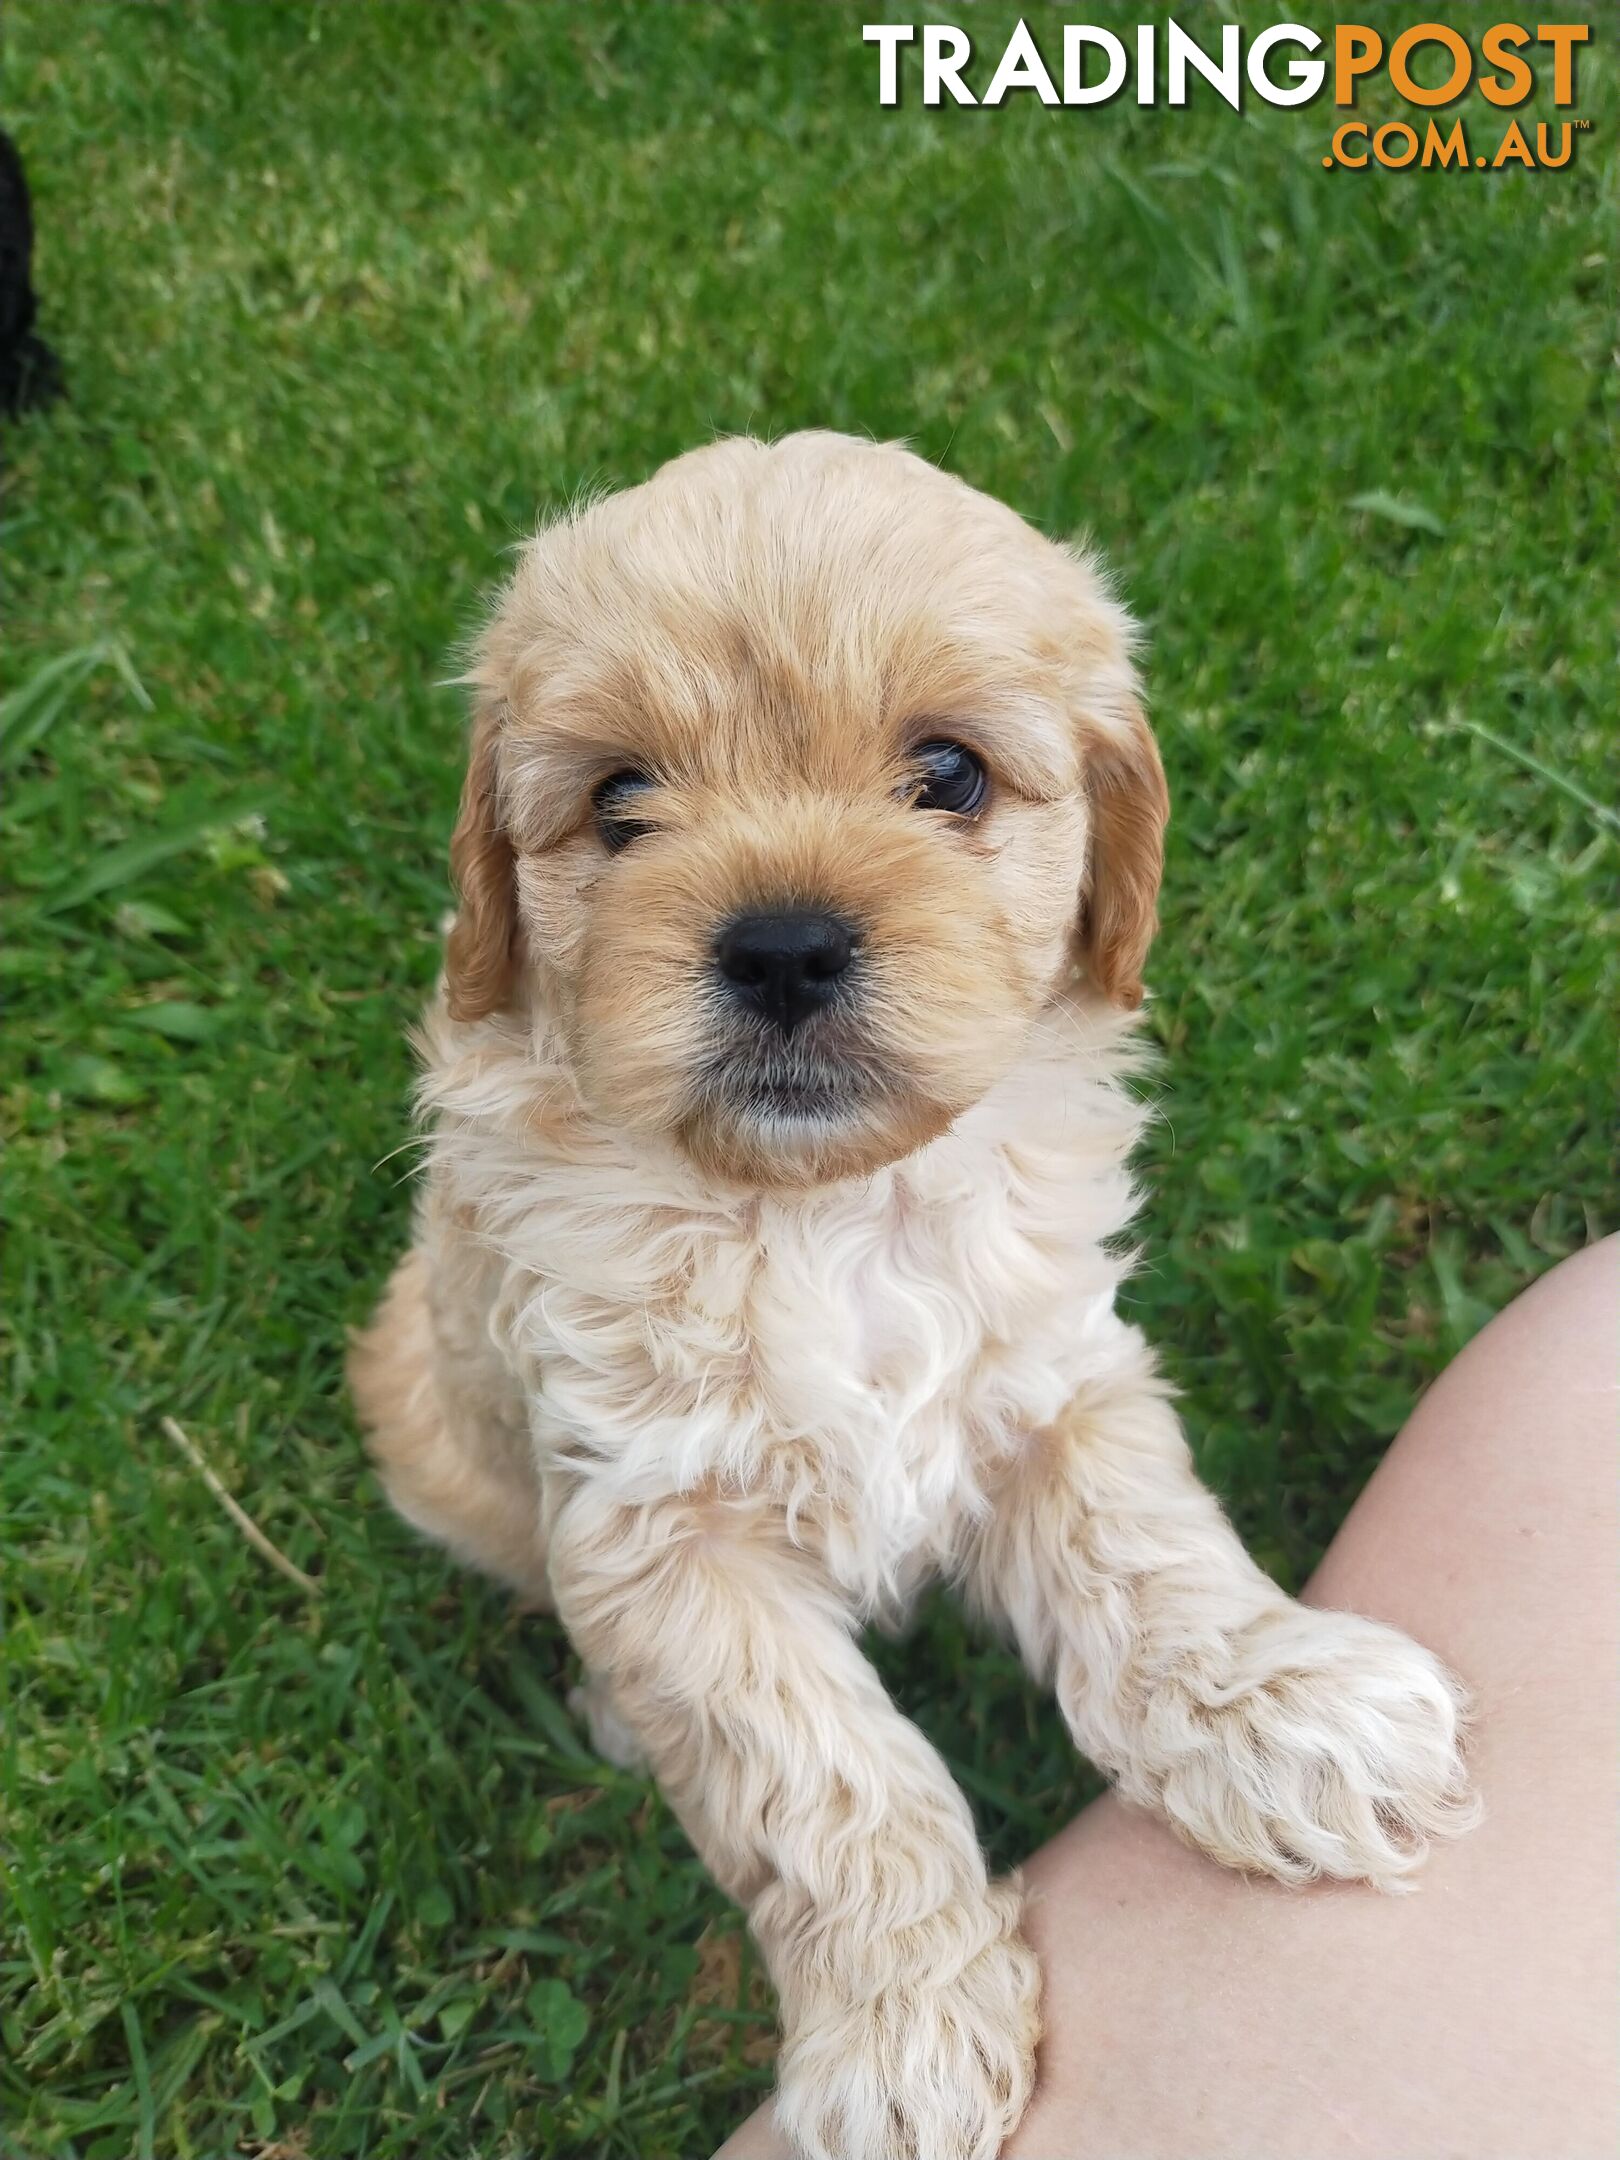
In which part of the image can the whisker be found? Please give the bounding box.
[370,1134,435,1175]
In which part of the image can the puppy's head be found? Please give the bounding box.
[447,433,1167,1187]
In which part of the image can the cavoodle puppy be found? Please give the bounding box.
[351,432,1476,2160]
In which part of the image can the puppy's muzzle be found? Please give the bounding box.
[714,909,857,1036]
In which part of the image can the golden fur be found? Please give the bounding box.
[351,433,1475,2160]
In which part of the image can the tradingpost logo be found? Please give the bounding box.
[862,19,1594,172]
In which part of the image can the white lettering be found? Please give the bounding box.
[862,23,914,108]
[983,19,1059,107]
[1166,18,1241,109]
[1064,26,1128,106]
[1247,23,1325,107]
[923,23,976,106]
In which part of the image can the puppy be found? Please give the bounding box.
[351,432,1476,2160]
[0,130,63,419]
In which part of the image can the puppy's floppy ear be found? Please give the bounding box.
[1076,703,1170,1010]
[445,694,520,1022]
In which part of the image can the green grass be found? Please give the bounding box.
[3,5,1615,2155]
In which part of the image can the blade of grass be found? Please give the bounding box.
[0,645,108,771]
[37,793,271,913]
[119,1999,156,2160]
[1450,716,1620,838]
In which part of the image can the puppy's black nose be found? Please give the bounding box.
[714,911,856,1034]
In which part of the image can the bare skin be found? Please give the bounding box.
[720,1235,1619,2160]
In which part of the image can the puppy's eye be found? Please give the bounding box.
[592,769,657,852]
[909,739,988,818]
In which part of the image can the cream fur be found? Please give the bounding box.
[351,433,1477,2160]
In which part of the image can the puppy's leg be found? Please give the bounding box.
[546,1479,1040,2160]
[566,1668,649,1771]
[968,1327,1477,1888]
[349,1208,549,1606]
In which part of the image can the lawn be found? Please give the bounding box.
[2,5,1615,2156]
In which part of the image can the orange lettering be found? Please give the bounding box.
[1334,25,1383,105]
[1536,120,1575,166]
[1423,118,1470,166]
[1493,118,1537,165]
[1388,22,1473,105]
[1331,121,1370,165]
[1480,24,1533,106]
[1536,24,1590,104]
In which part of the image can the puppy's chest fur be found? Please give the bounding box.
[423,1004,1146,1617]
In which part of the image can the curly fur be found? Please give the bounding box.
[351,432,1476,2160]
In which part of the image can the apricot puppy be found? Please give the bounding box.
[351,432,1476,2160]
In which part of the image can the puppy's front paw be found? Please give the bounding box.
[566,1672,649,1771]
[774,1878,1040,2160]
[1141,1602,1478,1889]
